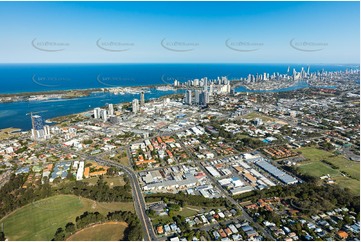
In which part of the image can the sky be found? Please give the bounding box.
[0,1,359,64]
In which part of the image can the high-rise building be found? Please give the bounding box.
[100,109,108,121]
[185,90,192,105]
[132,99,140,113]
[44,125,51,136]
[31,115,44,130]
[140,91,145,106]
[108,104,114,116]
[247,74,252,82]
[32,129,45,140]
[209,83,214,96]
[194,90,200,104]
[93,108,101,119]
[204,78,208,88]
[200,90,209,106]
[226,81,231,94]
[30,114,44,140]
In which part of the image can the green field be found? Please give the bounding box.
[175,206,201,217]
[0,195,134,241]
[67,222,127,241]
[333,176,360,195]
[297,161,340,177]
[241,112,283,123]
[84,176,126,187]
[298,147,360,179]
[297,147,360,195]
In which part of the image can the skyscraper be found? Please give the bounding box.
[100,109,108,121]
[185,90,192,105]
[226,81,231,94]
[132,99,140,113]
[44,125,51,136]
[93,108,101,119]
[108,103,114,116]
[30,114,44,140]
[140,91,145,106]
[209,83,214,96]
[200,90,209,106]
[31,115,44,130]
[194,90,200,104]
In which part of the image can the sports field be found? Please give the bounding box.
[0,195,134,241]
[66,222,127,241]
[297,147,360,195]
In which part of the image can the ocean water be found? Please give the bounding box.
[0,89,183,130]
[0,63,357,94]
[0,63,357,130]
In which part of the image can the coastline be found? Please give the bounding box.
[0,83,176,104]
[0,89,184,131]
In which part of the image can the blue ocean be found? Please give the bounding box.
[0,63,358,130]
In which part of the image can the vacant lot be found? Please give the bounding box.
[0,195,134,241]
[297,147,360,195]
[0,128,20,139]
[241,112,287,124]
[67,222,127,241]
[84,175,126,187]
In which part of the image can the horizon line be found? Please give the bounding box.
[0,62,359,65]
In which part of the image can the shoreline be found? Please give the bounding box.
[3,91,183,132]
[0,84,177,104]
[0,83,173,97]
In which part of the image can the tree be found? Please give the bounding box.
[65,222,76,234]
[53,227,65,241]
[0,232,5,241]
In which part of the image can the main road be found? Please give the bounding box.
[94,157,157,241]
[48,143,157,241]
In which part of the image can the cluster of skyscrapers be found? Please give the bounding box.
[242,66,312,83]
[185,89,209,106]
[94,103,114,121]
[182,76,232,106]
[92,91,145,122]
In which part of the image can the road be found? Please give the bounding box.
[178,140,275,240]
[48,143,157,241]
[50,125,276,240]
[94,158,158,241]
[195,160,275,240]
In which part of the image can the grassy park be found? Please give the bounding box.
[297,147,360,195]
[66,222,127,241]
[0,195,134,241]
